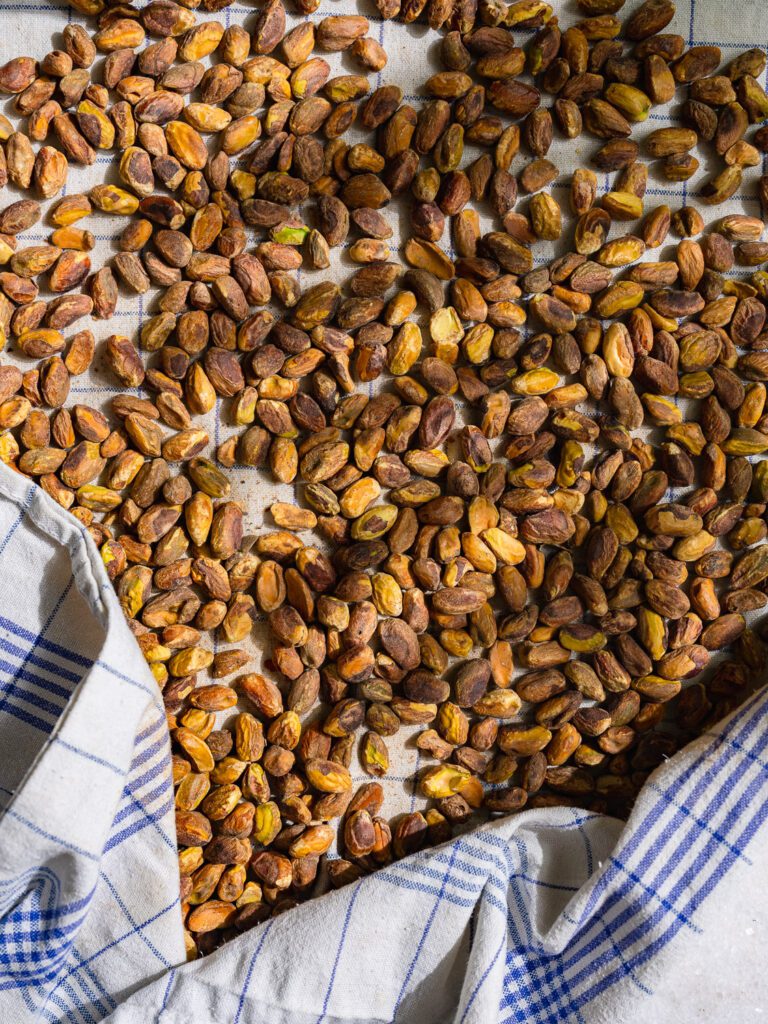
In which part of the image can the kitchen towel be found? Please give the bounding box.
[0,460,766,1024]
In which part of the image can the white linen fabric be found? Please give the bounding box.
[0,463,185,1022]
[0,0,767,1021]
[0,453,766,1024]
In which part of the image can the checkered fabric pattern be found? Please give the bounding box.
[0,0,766,1021]
[104,681,768,1024]
[0,464,184,1023]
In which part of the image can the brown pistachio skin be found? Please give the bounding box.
[7,0,768,960]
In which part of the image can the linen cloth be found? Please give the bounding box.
[0,0,767,1021]
[0,456,767,1024]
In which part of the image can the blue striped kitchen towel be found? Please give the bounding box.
[0,447,766,1023]
[0,464,185,1022]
